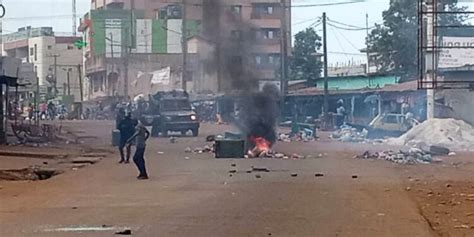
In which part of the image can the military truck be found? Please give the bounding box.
[141,90,200,137]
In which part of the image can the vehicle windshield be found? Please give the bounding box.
[161,99,192,111]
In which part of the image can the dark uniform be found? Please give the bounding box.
[118,114,138,163]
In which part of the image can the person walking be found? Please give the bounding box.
[117,112,137,163]
[126,121,150,180]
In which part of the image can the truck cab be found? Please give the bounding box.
[141,90,200,137]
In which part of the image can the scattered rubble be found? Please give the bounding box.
[251,166,270,172]
[169,137,177,143]
[387,118,474,151]
[278,130,316,143]
[331,125,369,143]
[355,147,440,165]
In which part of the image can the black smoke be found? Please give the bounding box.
[238,84,280,147]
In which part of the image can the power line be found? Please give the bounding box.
[327,22,369,31]
[327,17,376,30]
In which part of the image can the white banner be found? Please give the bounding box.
[439,37,474,68]
[151,67,171,85]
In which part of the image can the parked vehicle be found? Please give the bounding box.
[141,90,200,137]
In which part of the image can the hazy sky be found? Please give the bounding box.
[0,0,443,64]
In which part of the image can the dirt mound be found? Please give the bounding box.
[387,118,474,151]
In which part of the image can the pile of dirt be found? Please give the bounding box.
[387,118,474,151]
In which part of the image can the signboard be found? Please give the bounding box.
[259,80,281,91]
[150,67,171,85]
[439,37,474,68]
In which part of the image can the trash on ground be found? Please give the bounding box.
[355,147,441,165]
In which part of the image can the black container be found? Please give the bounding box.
[215,139,245,158]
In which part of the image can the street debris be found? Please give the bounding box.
[355,146,443,165]
[352,175,358,179]
[331,125,368,143]
[228,169,237,173]
[387,118,474,151]
[184,147,192,153]
[291,173,298,177]
[206,135,216,142]
[169,137,177,143]
[115,229,132,235]
[315,173,324,177]
[71,157,102,164]
[255,174,262,179]
[251,166,270,172]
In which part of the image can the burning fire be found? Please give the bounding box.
[248,136,272,158]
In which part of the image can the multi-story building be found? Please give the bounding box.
[197,0,291,93]
[81,0,290,98]
[2,26,83,102]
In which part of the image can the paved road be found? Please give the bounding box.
[0,121,434,236]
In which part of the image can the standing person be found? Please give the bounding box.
[335,99,346,128]
[118,112,137,163]
[127,121,150,179]
[39,102,47,120]
[47,101,55,120]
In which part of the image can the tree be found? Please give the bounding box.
[289,27,323,83]
[367,0,467,81]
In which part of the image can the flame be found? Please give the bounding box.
[251,136,271,152]
[248,136,272,158]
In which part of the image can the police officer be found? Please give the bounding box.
[117,111,137,163]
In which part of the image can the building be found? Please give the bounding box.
[81,0,291,99]
[2,26,83,102]
[80,1,202,100]
[198,0,291,93]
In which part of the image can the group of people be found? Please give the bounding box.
[116,109,151,180]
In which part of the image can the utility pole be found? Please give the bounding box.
[280,0,288,98]
[48,54,60,96]
[77,64,83,102]
[123,0,134,99]
[72,0,77,36]
[322,12,329,116]
[181,0,188,91]
[35,66,39,127]
[365,13,370,75]
[66,69,71,95]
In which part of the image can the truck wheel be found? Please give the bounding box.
[191,128,199,137]
[151,125,160,137]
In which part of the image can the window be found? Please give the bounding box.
[255,55,262,65]
[231,30,242,41]
[231,5,241,15]
[267,6,273,14]
[30,47,34,56]
[47,45,52,50]
[269,54,280,65]
[34,44,37,61]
